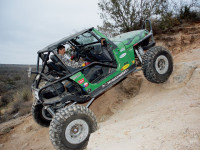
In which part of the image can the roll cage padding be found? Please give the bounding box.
[50,55,59,63]
[40,54,49,62]
[47,62,63,73]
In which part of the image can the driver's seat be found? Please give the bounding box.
[91,43,113,62]
[50,55,80,74]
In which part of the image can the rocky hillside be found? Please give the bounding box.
[0,23,200,150]
[155,22,200,54]
[88,48,200,150]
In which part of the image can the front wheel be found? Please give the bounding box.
[142,46,173,83]
[49,105,97,150]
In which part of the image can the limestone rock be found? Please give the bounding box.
[183,68,200,99]
[23,125,33,133]
[0,144,4,148]
[1,109,6,115]
[163,62,197,89]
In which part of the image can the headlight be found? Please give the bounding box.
[34,90,39,99]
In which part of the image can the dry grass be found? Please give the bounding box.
[0,65,34,123]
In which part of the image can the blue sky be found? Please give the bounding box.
[0,0,102,64]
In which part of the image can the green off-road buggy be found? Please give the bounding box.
[30,20,173,150]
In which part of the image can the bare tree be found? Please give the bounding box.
[98,0,200,36]
[98,0,168,35]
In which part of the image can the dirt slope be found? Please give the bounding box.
[88,48,200,150]
[0,24,200,150]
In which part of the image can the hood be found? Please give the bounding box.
[110,30,147,47]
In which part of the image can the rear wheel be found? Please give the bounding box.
[49,105,97,150]
[142,46,173,83]
[32,101,52,127]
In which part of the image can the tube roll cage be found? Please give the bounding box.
[34,50,67,89]
[134,19,155,49]
[33,27,101,89]
[37,61,117,102]
[32,27,117,104]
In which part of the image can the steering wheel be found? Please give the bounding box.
[74,50,80,62]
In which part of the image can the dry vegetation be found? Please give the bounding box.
[0,65,34,123]
[98,0,200,37]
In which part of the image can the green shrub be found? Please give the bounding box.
[0,65,34,123]
[179,6,200,22]
[11,100,21,114]
[9,87,32,115]
[16,87,32,102]
[13,76,21,81]
[22,88,31,102]
[0,91,14,107]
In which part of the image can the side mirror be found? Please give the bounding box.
[28,67,32,78]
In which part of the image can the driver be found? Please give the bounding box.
[57,45,81,68]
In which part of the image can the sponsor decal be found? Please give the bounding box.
[102,69,129,88]
[132,60,135,64]
[121,64,130,71]
[119,53,126,58]
[83,82,89,88]
[120,48,125,52]
[78,78,84,84]
[71,72,81,80]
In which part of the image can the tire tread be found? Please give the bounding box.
[142,46,173,83]
[49,105,97,150]
[32,101,51,127]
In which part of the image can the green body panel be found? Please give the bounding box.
[70,69,128,92]
[70,29,149,93]
[111,29,148,66]
[70,72,91,92]
[111,30,148,47]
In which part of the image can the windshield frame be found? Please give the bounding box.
[69,30,101,47]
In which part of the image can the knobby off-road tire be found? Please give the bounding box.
[32,101,51,127]
[142,46,173,83]
[49,105,97,150]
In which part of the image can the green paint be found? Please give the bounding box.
[70,28,149,93]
